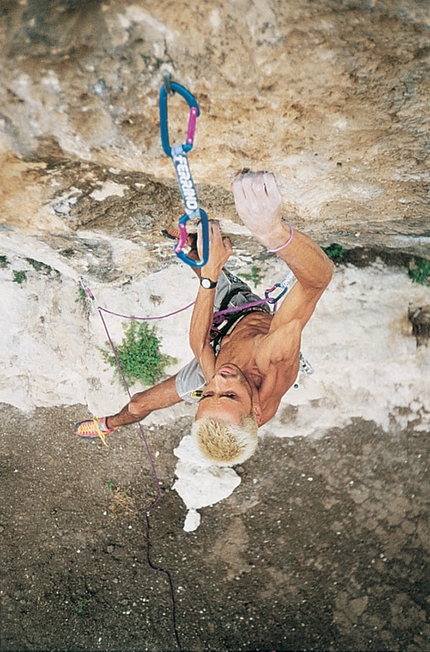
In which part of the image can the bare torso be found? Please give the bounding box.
[215,311,301,424]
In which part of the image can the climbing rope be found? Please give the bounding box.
[80,280,182,651]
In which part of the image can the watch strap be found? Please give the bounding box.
[200,277,217,289]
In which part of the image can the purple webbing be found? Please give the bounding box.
[174,223,189,254]
[97,308,182,651]
[212,298,271,325]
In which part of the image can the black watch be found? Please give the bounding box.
[200,277,217,289]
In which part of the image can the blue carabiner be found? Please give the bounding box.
[265,283,289,304]
[159,82,201,157]
[174,210,209,268]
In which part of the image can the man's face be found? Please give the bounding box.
[195,363,253,425]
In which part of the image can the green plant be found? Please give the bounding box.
[12,270,27,284]
[25,258,60,276]
[102,320,177,387]
[322,243,346,264]
[241,265,263,288]
[0,255,9,268]
[75,286,87,303]
[75,598,88,615]
[409,259,430,286]
[26,258,46,271]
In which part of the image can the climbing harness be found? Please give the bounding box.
[159,76,209,268]
[212,280,290,326]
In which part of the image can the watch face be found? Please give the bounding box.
[201,278,214,288]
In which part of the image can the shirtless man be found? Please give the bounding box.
[75,172,333,465]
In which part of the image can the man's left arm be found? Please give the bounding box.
[189,222,233,381]
[233,171,333,366]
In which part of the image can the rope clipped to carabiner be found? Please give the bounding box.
[159,76,209,268]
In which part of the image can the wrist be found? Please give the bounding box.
[200,277,217,289]
[261,221,293,250]
[200,266,220,282]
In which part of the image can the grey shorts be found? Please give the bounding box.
[175,270,270,403]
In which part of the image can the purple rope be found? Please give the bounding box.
[97,308,182,651]
[98,297,274,327]
[99,301,196,321]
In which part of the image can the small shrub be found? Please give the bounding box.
[75,598,88,615]
[75,286,87,303]
[102,320,177,387]
[12,270,27,284]
[106,482,135,517]
[0,255,9,268]
[322,243,346,264]
[241,265,263,288]
[409,259,430,286]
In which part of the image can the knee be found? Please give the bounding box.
[128,392,146,419]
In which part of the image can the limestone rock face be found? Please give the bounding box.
[0,1,429,424]
[1,0,429,264]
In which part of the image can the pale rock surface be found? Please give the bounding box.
[0,0,430,256]
[1,239,429,527]
[0,1,429,525]
[173,436,242,532]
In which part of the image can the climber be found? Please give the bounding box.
[75,171,333,465]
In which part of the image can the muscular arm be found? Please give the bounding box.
[269,224,333,332]
[189,283,217,381]
[233,171,333,361]
[189,221,233,380]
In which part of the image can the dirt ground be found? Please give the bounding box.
[1,403,429,652]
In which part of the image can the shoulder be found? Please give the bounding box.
[256,319,302,367]
[257,351,300,424]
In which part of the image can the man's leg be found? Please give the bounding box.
[75,374,183,439]
[106,374,182,429]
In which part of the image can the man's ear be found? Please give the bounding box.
[253,404,263,426]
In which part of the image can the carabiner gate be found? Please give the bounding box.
[265,283,289,304]
[174,210,210,268]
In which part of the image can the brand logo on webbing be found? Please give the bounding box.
[174,155,198,211]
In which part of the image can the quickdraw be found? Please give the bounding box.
[264,282,289,304]
[159,77,209,268]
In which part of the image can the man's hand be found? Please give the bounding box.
[232,171,287,249]
[198,220,232,281]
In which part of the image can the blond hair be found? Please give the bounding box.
[191,414,258,466]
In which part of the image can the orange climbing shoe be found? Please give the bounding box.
[74,417,115,447]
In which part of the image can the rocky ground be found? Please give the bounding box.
[1,403,429,652]
[1,2,430,651]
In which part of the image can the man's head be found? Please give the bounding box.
[192,364,261,466]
